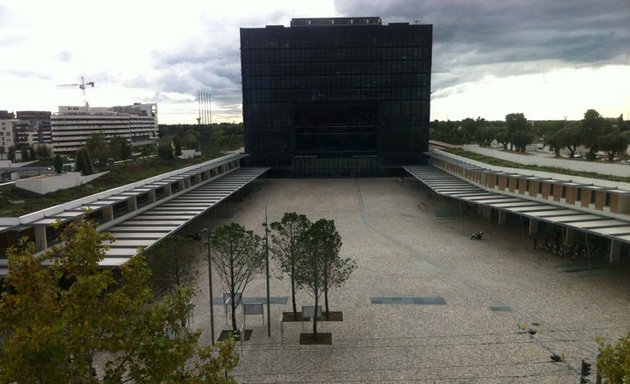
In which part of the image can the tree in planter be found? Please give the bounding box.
[270,212,311,320]
[597,331,630,383]
[319,220,356,320]
[211,223,264,332]
[295,219,356,338]
[144,234,200,299]
[0,219,238,383]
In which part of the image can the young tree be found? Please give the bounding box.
[561,124,582,158]
[211,223,264,332]
[460,118,478,144]
[495,126,510,150]
[86,133,109,165]
[598,131,628,161]
[108,136,132,161]
[543,128,565,157]
[20,146,29,162]
[53,154,64,173]
[7,145,15,161]
[173,136,183,157]
[75,147,93,175]
[0,145,4,159]
[29,146,36,161]
[0,219,238,383]
[317,219,355,320]
[505,113,532,152]
[144,234,200,298]
[582,109,608,160]
[295,219,356,337]
[270,212,311,318]
[597,331,630,383]
[36,144,51,160]
[157,141,174,160]
[475,125,498,147]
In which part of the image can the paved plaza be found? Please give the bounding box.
[188,177,630,383]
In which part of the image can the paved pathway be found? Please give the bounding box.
[188,178,630,383]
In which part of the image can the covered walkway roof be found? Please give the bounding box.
[101,167,267,267]
[1,152,268,274]
[403,165,630,245]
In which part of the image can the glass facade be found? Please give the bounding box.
[241,18,432,176]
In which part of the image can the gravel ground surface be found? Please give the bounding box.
[186,177,630,384]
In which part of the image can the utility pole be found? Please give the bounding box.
[263,206,271,337]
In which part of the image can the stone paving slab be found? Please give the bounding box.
[185,178,630,384]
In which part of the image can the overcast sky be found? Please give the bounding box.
[0,0,629,123]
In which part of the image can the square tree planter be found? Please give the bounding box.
[300,332,332,345]
[217,329,253,342]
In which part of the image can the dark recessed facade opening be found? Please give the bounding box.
[240,17,432,176]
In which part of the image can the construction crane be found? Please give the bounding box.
[57,76,95,106]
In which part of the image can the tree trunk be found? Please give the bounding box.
[290,264,297,317]
[231,292,238,332]
[312,288,319,339]
[230,254,237,332]
[323,259,330,320]
[324,287,329,320]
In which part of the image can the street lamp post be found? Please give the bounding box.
[202,228,215,344]
[263,206,271,338]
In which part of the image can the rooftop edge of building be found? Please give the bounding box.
[255,17,429,29]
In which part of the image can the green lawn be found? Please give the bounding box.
[0,153,225,217]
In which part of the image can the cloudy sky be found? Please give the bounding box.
[0,0,629,123]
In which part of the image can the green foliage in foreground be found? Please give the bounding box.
[0,219,238,383]
[598,331,630,383]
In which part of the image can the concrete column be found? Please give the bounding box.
[128,197,138,213]
[482,206,492,220]
[34,225,47,252]
[564,228,575,244]
[103,206,114,223]
[477,204,483,214]
[609,240,621,263]
[528,219,538,236]
[497,211,507,225]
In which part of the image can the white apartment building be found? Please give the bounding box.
[51,103,158,155]
[0,119,17,151]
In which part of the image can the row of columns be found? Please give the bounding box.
[478,205,622,264]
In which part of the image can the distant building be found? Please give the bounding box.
[51,103,158,155]
[15,111,52,147]
[240,17,432,176]
[0,118,17,151]
[0,111,15,119]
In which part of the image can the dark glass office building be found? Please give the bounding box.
[240,17,432,176]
